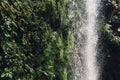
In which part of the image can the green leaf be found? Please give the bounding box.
[6,21,11,26]
[8,73,13,79]
[5,34,11,38]
[5,68,10,72]
[1,73,6,78]
[43,72,48,76]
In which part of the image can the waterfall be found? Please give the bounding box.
[85,0,101,80]
[68,0,101,80]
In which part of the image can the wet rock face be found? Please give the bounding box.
[102,0,120,80]
[102,0,115,19]
[103,39,120,80]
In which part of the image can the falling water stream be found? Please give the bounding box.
[69,0,101,80]
[85,0,100,80]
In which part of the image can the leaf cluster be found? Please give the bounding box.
[0,0,73,80]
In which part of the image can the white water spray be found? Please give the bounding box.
[68,0,101,80]
[85,0,100,80]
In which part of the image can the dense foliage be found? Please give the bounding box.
[103,0,120,45]
[0,0,73,80]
